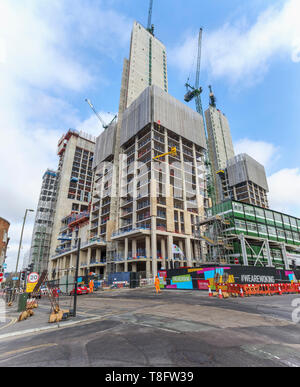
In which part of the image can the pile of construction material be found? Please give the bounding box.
[18,298,38,322]
[49,305,69,323]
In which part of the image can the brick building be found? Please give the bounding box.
[0,217,10,270]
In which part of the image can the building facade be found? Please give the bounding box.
[125,21,168,109]
[209,199,300,269]
[0,217,10,270]
[48,129,95,280]
[50,85,208,280]
[225,153,269,208]
[29,169,57,273]
[204,90,235,204]
[99,85,208,278]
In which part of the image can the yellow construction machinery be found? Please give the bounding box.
[152,146,177,160]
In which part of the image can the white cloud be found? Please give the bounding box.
[169,0,300,84]
[0,0,129,272]
[76,111,117,138]
[234,138,279,169]
[233,138,300,217]
[268,168,300,217]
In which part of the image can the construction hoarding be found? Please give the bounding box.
[158,265,300,291]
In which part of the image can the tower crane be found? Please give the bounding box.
[183,28,216,209]
[147,0,155,35]
[85,98,117,130]
[208,85,216,107]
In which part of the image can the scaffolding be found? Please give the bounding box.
[194,214,233,264]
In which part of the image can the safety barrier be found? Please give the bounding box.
[215,282,300,298]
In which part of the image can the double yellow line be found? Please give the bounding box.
[0,317,18,331]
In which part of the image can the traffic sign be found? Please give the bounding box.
[27,272,39,283]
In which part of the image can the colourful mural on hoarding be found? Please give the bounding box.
[158,266,300,291]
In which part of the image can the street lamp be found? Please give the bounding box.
[11,209,34,298]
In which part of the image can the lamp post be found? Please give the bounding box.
[11,209,34,300]
[72,237,81,317]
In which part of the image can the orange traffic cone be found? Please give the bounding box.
[240,287,244,298]
[218,288,223,299]
[208,287,213,297]
[278,285,282,295]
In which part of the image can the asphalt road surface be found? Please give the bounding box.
[0,287,299,367]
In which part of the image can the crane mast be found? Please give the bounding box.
[147,0,154,35]
[183,28,216,210]
[195,28,203,117]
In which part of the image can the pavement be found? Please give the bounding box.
[0,287,299,367]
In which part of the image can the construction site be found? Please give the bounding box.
[22,0,300,287]
[1,1,300,370]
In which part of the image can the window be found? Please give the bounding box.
[257,224,267,234]
[235,220,246,230]
[283,215,290,225]
[255,208,264,218]
[244,205,255,215]
[265,210,274,221]
[274,212,282,223]
[285,230,293,240]
[267,226,277,236]
[247,222,258,233]
[233,202,243,212]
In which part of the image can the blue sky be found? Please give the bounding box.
[0,0,299,271]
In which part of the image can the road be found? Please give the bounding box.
[0,287,299,367]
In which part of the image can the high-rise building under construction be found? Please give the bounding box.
[123,21,168,109]
[204,87,235,203]
[204,87,269,207]
[29,169,57,273]
[46,18,208,280]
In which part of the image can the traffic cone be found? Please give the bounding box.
[278,285,282,295]
[240,287,244,298]
[208,287,213,297]
[218,288,223,299]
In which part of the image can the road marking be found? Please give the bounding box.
[0,318,17,331]
[130,321,180,334]
[0,343,57,360]
[257,349,300,367]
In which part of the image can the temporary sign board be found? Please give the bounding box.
[26,282,37,293]
[27,272,39,283]
[26,272,39,293]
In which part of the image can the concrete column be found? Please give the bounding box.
[87,248,91,265]
[132,239,137,258]
[124,238,128,272]
[178,240,184,264]
[161,238,166,269]
[151,217,157,276]
[185,237,192,267]
[146,236,151,277]
[167,234,173,269]
[96,248,101,263]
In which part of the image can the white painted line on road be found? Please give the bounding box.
[130,321,180,334]
[258,349,300,368]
